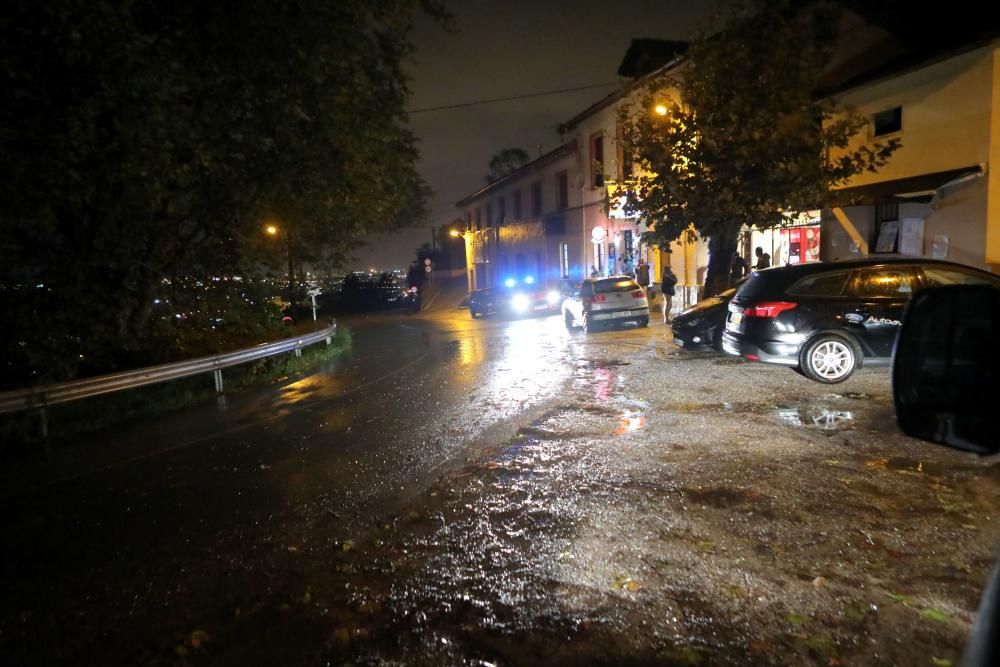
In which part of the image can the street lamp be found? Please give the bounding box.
[654,103,668,116]
[264,222,296,315]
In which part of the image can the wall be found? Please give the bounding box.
[831,45,995,186]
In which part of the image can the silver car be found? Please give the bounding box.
[562,277,650,333]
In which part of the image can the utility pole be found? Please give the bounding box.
[430,226,438,253]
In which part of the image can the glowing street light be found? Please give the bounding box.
[654,104,668,116]
[263,221,297,315]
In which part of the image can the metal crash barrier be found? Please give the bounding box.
[0,321,336,437]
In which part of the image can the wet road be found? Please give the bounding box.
[2,302,1000,665]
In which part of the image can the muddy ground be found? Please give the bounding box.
[150,335,1000,666]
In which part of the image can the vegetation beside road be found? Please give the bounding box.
[0,327,352,452]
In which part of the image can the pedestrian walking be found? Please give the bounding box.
[616,256,626,276]
[660,261,678,323]
[730,251,747,284]
[590,264,600,278]
[635,256,651,299]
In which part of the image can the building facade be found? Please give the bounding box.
[825,38,1000,273]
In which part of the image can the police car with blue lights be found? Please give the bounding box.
[468,276,563,319]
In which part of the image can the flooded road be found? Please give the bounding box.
[2,303,999,665]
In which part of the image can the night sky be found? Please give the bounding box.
[349,0,709,271]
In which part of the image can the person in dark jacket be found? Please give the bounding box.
[660,262,678,323]
[635,257,651,299]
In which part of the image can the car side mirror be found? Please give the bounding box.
[892,284,1000,455]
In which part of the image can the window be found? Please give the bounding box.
[873,107,902,136]
[512,189,522,220]
[590,133,604,188]
[848,267,916,297]
[560,243,569,278]
[556,171,568,210]
[595,278,639,293]
[617,124,634,181]
[922,266,1000,288]
[497,196,506,224]
[787,270,851,297]
[623,230,634,257]
[531,182,542,216]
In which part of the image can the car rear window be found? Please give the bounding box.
[594,279,639,294]
[786,270,851,297]
[733,272,773,302]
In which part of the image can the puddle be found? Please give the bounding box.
[775,407,854,431]
[864,457,944,477]
[822,392,874,401]
[613,410,647,435]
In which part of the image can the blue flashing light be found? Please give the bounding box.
[524,276,535,284]
[504,278,516,288]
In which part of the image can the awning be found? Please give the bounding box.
[825,165,984,207]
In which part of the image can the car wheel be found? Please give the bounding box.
[564,310,575,329]
[799,334,857,384]
[470,308,479,319]
[711,328,723,351]
[582,313,600,334]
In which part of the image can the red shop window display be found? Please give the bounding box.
[780,226,821,265]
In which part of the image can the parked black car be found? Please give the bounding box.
[721,257,1000,383]
[671,280,744,351]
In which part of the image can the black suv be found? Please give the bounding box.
[721,257,1000,383]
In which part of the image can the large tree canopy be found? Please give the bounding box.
[485,148,530,184]
[618,0,899,296]
[0,0,446,385]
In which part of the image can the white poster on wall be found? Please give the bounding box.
[898,218,925,256]
[932,234,949,259]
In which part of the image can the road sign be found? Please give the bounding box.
[424,258,432,266]
[425,266,432,272]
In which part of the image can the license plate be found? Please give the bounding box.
[613,310,631,318]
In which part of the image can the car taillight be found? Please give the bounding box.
[743,301,797,318]
[631,290,643,299]
[588,295,606,304]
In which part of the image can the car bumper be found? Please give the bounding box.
[672,324,716,351]
[590,306,648,322]
[721,331,801,366]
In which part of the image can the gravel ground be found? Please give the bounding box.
[251,330,1000,666]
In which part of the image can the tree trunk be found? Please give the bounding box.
[704,227,740,298]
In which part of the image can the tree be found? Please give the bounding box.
[617,0,900,297]
[0,0,448,385]
[485,148,530,183]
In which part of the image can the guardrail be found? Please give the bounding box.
[0,322,337,432]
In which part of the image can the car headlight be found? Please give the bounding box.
[546,290,560,305]
[511,294,530,312]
